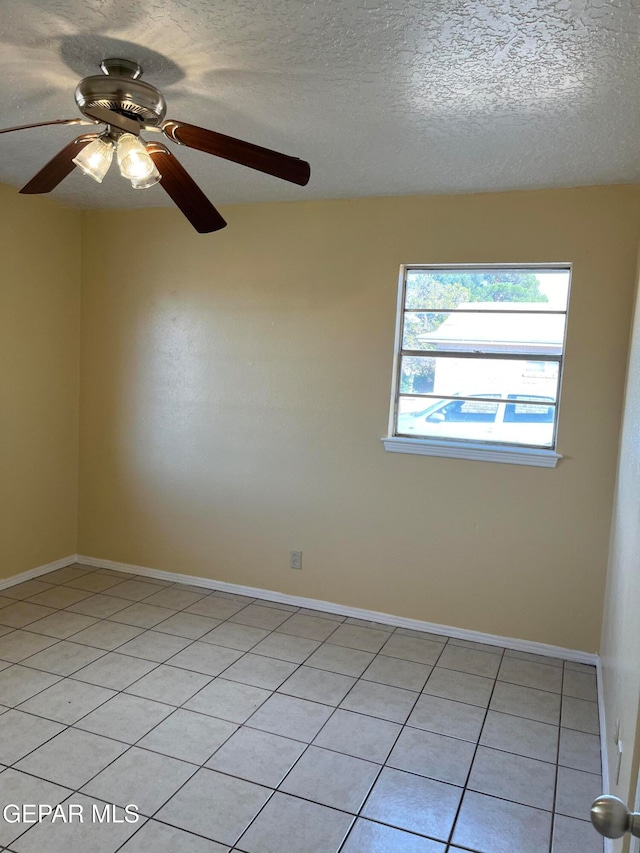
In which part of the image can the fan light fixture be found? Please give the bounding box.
[117,133,160,186]
[6,58,310,232]
[72,136,114,183]
[129,164,161,189]
[73,132,160,189]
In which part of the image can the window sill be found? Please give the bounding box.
[381,436,562,468]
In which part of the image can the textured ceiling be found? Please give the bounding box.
[0,0,639,209]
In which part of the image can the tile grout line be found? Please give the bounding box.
[0,564,602,852]
[154,608,425,849]
[0,596,603,752]
[334,636,453,853]
[548,662,567,853]
[2,617,598,705]
[443,645,507,851]
[0,568,604,731]
[3,568,440,849]
[0,571,275,848]
[1,566,355,848]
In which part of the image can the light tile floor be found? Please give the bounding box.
[0,564,604,852]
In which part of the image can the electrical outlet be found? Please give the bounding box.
[290,551,302,570]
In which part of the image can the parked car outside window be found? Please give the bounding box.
[397,393,556,446]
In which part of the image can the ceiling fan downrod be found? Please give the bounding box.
[99,58,142,80]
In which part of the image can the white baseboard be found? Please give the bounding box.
[74,554,598,665]
[0,554,78,592]
[0,551,606,844]
[0,550,609,849]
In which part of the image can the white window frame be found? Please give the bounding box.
[382,263,571,468]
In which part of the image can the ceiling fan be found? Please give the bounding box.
[0,58,311,233]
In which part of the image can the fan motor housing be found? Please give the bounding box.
[75,75,167,126]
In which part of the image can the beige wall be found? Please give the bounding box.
[600,249,640,851]
[78,186,640,651]
[0,178,634,655]
[0,183,81,580]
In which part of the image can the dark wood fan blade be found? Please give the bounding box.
[162,120,310,186]
[0,118,92,135]
[147,142,227,234]
[19,133,99,194]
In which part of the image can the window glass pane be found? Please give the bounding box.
[392,265,569,453]
[396,395,555,447]
[504,400,555,423]
[400,355,436,394]
[399,355,559,401]
[402,312,439,351]
[403,310,566,354]
[405,268,570,311]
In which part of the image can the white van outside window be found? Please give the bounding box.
[383,265,571,468]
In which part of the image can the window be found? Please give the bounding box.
[383,265,571,467]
